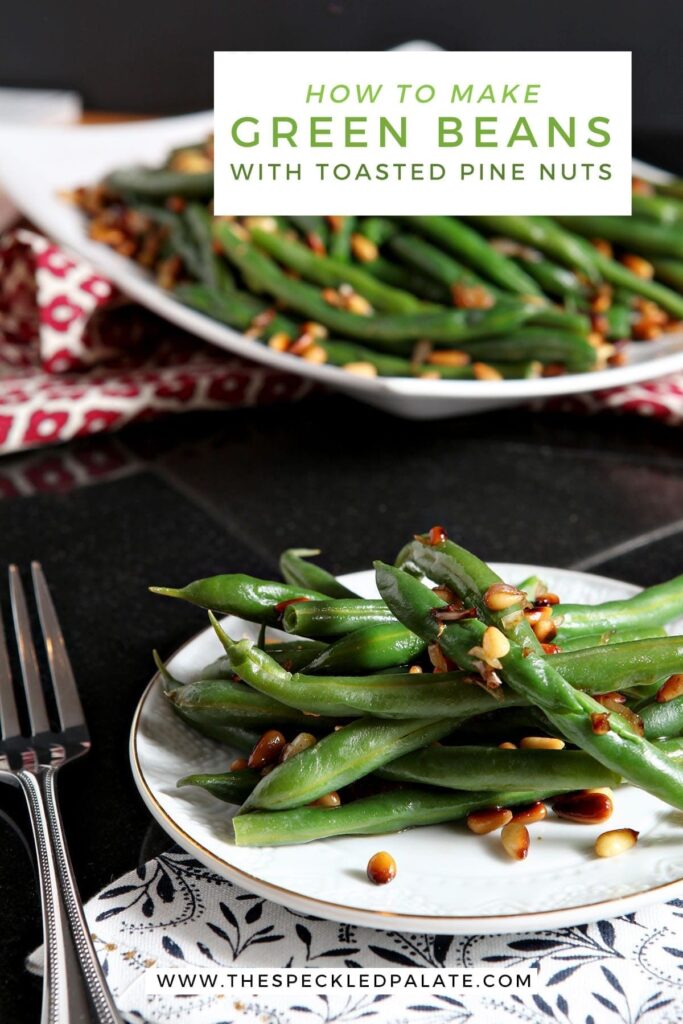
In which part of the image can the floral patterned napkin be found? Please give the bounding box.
[28,848,683,1023]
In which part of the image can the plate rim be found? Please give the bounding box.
[2,114,683,405]
[130,562,683,934]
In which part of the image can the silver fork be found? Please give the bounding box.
[0,563,123,1024]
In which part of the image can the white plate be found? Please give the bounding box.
[131,564,683,935]
[0,116,682,419]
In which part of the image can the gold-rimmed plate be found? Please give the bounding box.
[130,564,683,934]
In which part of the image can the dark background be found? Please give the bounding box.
[0,1,681,142]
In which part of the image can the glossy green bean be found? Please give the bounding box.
[252,227,424,314]
[357,217,399,246]
[215,223,534,349]
[329,215,356,261]
[651,259,683,292]
[305,620,427,673]
[640,697,683,739]
[364,257,451,304]
[175,282,299,339]
[190,639,329,680]
[233,785,557,846]
[150,574,326,624]
[552,575,683,639]
[279,549,357,599]
[282,598,393,637]
[210,616,522,719]
[106,166,214,199]
[177,770,259,803]
[512,256,588,301]
[552,636,683,691]
[378,746,620,791]
[383,539,683,810]
[288,216,329,248]
[405,216,542,295]
[240,716,455,811]
[319,339,541,379]
[557,216,683,259]
[554,627,667,652]
[465,216,599,281]
[184,204,234,290]
[453,328,596,372]
[631,194,683,226]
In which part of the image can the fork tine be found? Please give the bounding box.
[0,607,21,740]
[9,565,50,736]
[31,562,86,732]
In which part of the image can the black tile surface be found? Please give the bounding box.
[1,398,683,1020]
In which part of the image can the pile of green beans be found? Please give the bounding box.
[151,542,683,846]
[76,149,683,381]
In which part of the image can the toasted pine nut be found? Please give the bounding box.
[520,736,565,751]
[367,851,397,884]
[498,741,517,750]
[310,792,341,808]
[301,320,329,339]
[351,233,379,263]
[467,807,513,834]
[473,362,503,381]
[428,643,449,673]
[322,287,342,307]
[451,283,495,310]
[243,216,278,233]
[302,343,328,364]
[248,730,286,770]
[229,757,249,772]
[426,350,470,368]
[281,732,317,762]
[267,331,291,353]
[552,790,613,825]
[511,801,547,826]
[482,626,510,663]
[622,253,654,279]
[501,821,530,860]
[408,665,423,674]
[591,712,611,734]
[484,583,526,611]
[592,238,613,259]
[595,828,639,858]
[656,674,683,703]
[342,361,378,377]
[346,293,373,316]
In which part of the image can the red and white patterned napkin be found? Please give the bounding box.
[0,229,314,455]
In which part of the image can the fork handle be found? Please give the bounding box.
[19,768,123,1024]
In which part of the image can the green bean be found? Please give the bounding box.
[378,746,620,791]
[364,257,451,304]
[305,621,427,674]
[319,339,541,379]
[572,240,683,319]
[632,193,683,226]
[357,217,399,246]
[464,216,599,282]
[282,598,393,637]
[655,181,683,201]
[405,216,542,295]
[240,716,457,811]
[552,575,683,639]
[233,786,557,846]
[178,770,259,803]
[150,574,326,624]
[287,216,329,249]
[190,639,329,680]
[159,654,335,731]
[516,575,548,602]
[651,259,683,292]
[602,303,634,340]
[552,636,683,691]
[512,256,588,301]
[279,548,357,599]
[252,227,424,314]
[640,697,683,739]
[382,540,683,811]
[175,282,299,339]
[328,215,356,261]
[454,328,596,372]
[215,224,534,350]
[557,216,683,259]
[184,204,233,290]
[555,627,667,652]
[106,166,214,199]
[210,616,522,720]
[388,232,487,292]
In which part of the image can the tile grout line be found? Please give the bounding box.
[569,516,683,573]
